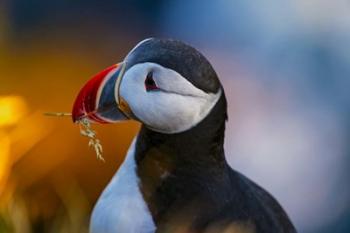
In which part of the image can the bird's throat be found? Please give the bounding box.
[134,93,229,227]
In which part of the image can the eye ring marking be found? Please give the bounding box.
[145,71,159,91]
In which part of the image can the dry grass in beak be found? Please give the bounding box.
[78,118,104,161]
[44,112,104,161]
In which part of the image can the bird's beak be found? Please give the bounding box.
[72,62,131,123]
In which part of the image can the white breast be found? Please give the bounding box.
[90,138,156,233]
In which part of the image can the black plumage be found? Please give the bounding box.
[129,39,297,233]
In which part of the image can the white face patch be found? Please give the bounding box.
[119,62,222,133]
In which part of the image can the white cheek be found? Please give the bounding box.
[120,63,221,133]
[143,92,208,132]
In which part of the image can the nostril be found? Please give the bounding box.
[145,72,159,91]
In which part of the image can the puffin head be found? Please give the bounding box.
[72,38,224,134]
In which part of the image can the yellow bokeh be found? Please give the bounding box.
[0,96,27,127]
[0,132,10,191]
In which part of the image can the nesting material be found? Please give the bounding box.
[78,117,104,161]
[44,112,104,161]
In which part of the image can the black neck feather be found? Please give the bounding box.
[134,93,230,228]
[135,92,228,171]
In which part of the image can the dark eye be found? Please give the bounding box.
[145,72,159,91]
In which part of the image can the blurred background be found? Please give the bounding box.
[0,0,349,232]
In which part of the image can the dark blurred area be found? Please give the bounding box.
[0,1,349,233]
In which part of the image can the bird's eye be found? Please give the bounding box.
[145,72,159,91]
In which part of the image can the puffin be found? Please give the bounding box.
[72,38,297,233]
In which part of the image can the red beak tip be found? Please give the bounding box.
[72,63,121,124]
